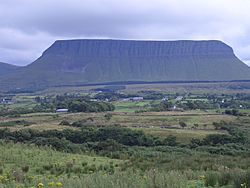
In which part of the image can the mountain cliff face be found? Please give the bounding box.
[0,39,250,91]
[0,62,19,76]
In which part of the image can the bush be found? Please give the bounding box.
[246,169,250,188]
[59,120,71,126]
[0,120,32,127]
[21,165,29,173]
[233,172,247,188]
[205,171,218,187]
[179,122,187,129]
[203,134,233,145]
[225,109,240,116]
[233,170,250,188]
[163,135,177,146]
[218,171,231,186]
[0,168,3,174]
[104,113,112,121]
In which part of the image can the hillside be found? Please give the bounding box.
[0,39,250,91]
[0,62,19,76]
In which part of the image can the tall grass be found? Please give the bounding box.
[0,142,250,188]
[1,170,190,188]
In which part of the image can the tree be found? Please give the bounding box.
[194,124,199,129]
[104,113,112,121]
[179,121,187,129]
[163,135,177,146]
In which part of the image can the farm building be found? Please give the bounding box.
[56,109,69,113]
[1,98,13,104]
[132,97,143,101]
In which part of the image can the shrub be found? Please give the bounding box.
[82,162,88,167]
[0,120,32,127]
[71,120,87,127]
[43,164,54,171]
[104,113,112,121]
[179,121,187,129]
[246,169,250,188]
[233,172,246,188]
[59,120,71,126]
[225,109,240,116]
[218,171,231,186]
[163,135,177,146]
[203,134,233,145]
[21,165,29,173]
[205,171,218,187]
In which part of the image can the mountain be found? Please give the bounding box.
[0,39,250,91]
[0,62,19,76]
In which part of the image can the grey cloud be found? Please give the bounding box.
[0,0,250,65]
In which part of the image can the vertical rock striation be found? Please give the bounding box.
[1,39,250,91]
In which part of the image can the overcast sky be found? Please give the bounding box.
[0,0,250,66]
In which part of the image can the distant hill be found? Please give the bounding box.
[0,39,250,92]
[0,62,19,76]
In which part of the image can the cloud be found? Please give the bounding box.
[0,0,250,65]
[0,28,55,65]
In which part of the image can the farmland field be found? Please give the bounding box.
[0,83,250,187]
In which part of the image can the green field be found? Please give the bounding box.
[113,101,154,112]
[1,83,250,187]
[0,110,234,143]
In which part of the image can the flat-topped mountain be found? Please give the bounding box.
[0,62,19,76]
[1,39,250,91]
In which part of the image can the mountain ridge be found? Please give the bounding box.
[0,39,250,92]
[0,62,20,76]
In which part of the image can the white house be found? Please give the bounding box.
[56,109,69,113]
[132,97,143,101]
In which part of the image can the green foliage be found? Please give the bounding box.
[203,134,234,145]
[0,126,157,152]
[232,169,250,188]
[2,91,250,187]
[104,113,112,121]
[59,120,71,126]
[21,166,29,173]
[232,171,249,188]
[225,109,241,116]
[0,107,34,117]
[163,135,178,146]
[0,120,32,127]
[179,121,187,128]
[53,95,115,113]
[189,120,250,156]
[152,100,173,111]
[205,171,218,187]
[218,170,232,186]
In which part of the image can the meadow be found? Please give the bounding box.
[0,83,250,187]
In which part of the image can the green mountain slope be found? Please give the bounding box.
[0,39,250,91]
[0,62,19,76]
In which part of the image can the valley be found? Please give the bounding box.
[0,82,250,187]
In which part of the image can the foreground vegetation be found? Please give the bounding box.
[0,140,250,188]
[1,84,250,187]
[0,119,249,187]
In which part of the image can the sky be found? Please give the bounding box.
[0,0,250,66]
